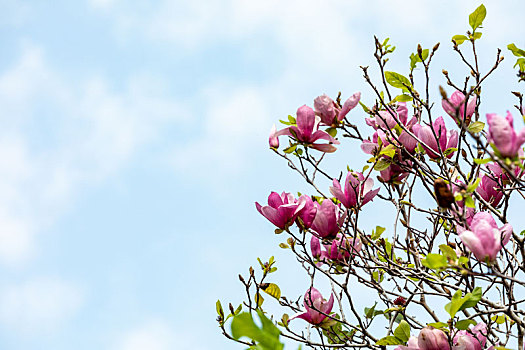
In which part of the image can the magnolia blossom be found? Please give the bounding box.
[314,92,361,125]
[459,212,513,263]
[255,192,300,229]
[453,322,488,350]
[296,195,317,229]
[310,233,362,263]
[330,171,380,209]
[269,105,340,152]
[311,200,346,239]
[290,287,334,325]
[476,166,505,207]
[379,162,412,183]
[396,327,450,350]
[442,90,477,124]
[395,336,420,350]
[366,102,409,130]
[486,111,525,158]
[361,115,419,156]
[415,116,458,159]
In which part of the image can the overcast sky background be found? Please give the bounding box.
[0,0,524,349]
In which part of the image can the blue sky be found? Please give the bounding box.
[0,0,524,349]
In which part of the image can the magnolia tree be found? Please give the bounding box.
[216,5,525,350]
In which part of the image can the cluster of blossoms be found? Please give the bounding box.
[253,89,520,347]
[396,323,490,350]
[220,13,525,349]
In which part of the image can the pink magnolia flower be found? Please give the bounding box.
[361,116,420,156]
[255,192,300,229]
[366,102,409,130]
[296,195,317,229]
[476,166,505,207]
[378,162,412,184]
[360,129,389,155]
[459,212,513,263]
[311,200,346,239]
[398,116,421,154]
[314,92,361,125]
[415,116,458,159]
[329,171,380,209]
[418,327,450,350]
[442,90,477,125]
[310,233,362,263]
[290,287,334,325]
[269,124,286,148]
[269,106,340,152]
[453,322,487,350]
[395,336,420,350]
[486,111,525,158]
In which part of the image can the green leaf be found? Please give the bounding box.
[491,314,506,324]
[374,158,391,171]
[444,147,458,156]
[462,287,482,309]
[379,144,396,158]
[394,320,411,343]
[365,302,384,319]
[326,127,337,137]
[467,178,481,192]
[231,310,284,350]
[474,158,491,165]
[371,226,386,240]
[422,253,448,270]
[468,121,485,133]
[359,101,371,113]
[385,71,412,92]
[452,34,468,45]
[464,195,476,208]
[444,287,482,318]
[439,244,458,261]
[472,32,482,40]
[427,322,448,329]
[376,336,404,346]
[216,300,224,317]
[279,243,289,249]
[444,289,467,318]
[373,270,384,283]
[283,144,297,154]
[261,283,281,300]
[456,319,477,330]
[514,58,525,71]
[394,94,413,102]
[255,292,264,307]
[469,4,486,31]
[508,43,525,57]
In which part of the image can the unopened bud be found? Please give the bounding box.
[442,69,448,76]
[239,274,245,283]
[229,303,235,315]
[417,44,423,58]
[512,91,522,98]
[439,85,447,99]
[433,42,440,51]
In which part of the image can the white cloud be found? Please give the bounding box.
[114,320,176,350]
[0,45,184,265]
[0,277,84,335]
